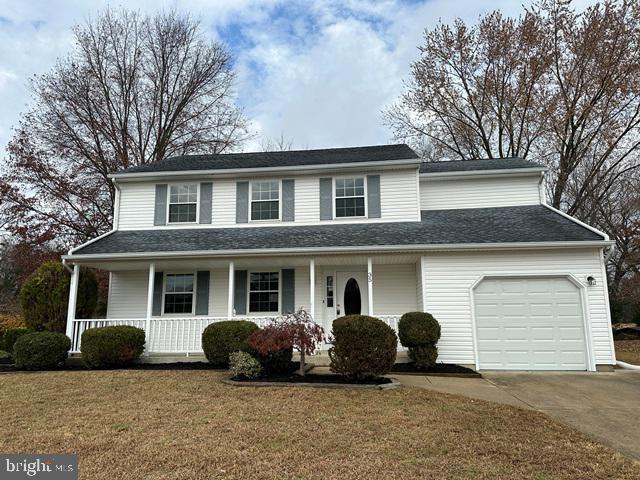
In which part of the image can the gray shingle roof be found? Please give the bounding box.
[420,157,543,174]
[115,144,420,175]
[71,205,604,257]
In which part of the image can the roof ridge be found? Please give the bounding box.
[164,143,413,161]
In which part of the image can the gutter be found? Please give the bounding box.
[420,167,546,179]
[109,157,422,180]
[62,240,614,263]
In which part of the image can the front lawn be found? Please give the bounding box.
[616,340,640,365]
[0,371,636,479]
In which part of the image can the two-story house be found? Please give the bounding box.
[62,144,616,371]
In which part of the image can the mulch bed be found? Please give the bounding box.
[232,373,392,385]
[390,362,481,377]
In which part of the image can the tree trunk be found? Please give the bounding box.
[298,350,305,376]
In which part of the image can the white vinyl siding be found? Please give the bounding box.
[295,176,320,222]
[420,175,541,210]
[117,183,156,229]
[116,168,421,229]
[381,169,420,220]
[422,248,614,367]
[106,271,149,318]
[371,264,418,315]
[294,266,311,311]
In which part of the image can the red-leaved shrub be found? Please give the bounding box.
[249,308,324,376]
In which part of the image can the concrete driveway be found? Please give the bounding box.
[484,372,640,460]
[396,371,640,460]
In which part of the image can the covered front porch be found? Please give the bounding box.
[66,253,423,355]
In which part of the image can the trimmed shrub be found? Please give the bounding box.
[329,315,397,379]
[229,351,262,379]
[248,309,323,376]
[0,350,11,364]
[20,262,98,333]
[202,321,259,367]
[13,332,70,370]
[409,345,438,369]
[81,326,145,368]
[76,268,99,319]
[3,327,32,354]
[398,312,441,369]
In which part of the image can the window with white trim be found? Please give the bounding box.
[335,177,365,217]
[326,276,334,307]
[251,181,279,221]
[168,184,198,223]
[249,271,279,312]
[164,274,194,314]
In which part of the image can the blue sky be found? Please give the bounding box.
[0,0,594,153]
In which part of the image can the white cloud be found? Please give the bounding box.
[0,0,599,155]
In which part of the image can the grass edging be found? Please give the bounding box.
[222,377,401,390]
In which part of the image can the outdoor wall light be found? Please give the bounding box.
[586,276,596,286]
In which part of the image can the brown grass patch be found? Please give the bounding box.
[616,340,640,365]
[0,371,637,479]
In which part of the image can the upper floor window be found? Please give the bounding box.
[335,177,365,217]
[168,184,198,223]
[249,271,279,312]
[251,181,280,221]
[163,273,194,314]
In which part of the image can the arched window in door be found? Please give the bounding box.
[344,278,362,315]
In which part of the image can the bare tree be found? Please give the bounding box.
[0,9,248,247]
[260,133,294,152]
[385,10,551,160]
[386,0,640,214]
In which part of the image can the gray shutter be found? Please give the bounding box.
[367,175,381,218]
[152,271,164,316]
[199,183,212,224]
[281,269,295,314]
[154,184,168,226]
[236,181,249,223]
[319,177,333,220]
[233,270,247,315]
[282,179,295,222]
[195,271,210,315]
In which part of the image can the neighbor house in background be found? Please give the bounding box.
[62,144,616,371]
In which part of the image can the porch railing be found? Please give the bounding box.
[69,314,404,354]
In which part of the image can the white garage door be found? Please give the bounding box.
[474,277,588,370]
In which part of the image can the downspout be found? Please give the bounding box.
[538,171,547,204]
[112,178,121,230]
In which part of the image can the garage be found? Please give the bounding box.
[473,277,589,370]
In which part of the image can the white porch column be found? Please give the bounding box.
[65,264,79,344]
[367,257,374,316]
[145,263,156,355]
[309,259,315,320]
[227,261,234,318]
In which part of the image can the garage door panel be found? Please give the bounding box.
[502,303,528,316]
[529,303,554,316]
[503,327,528,340]
[475,277,587,371]
[476,327,500,340]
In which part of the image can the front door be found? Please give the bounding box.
[336,271,369,317]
